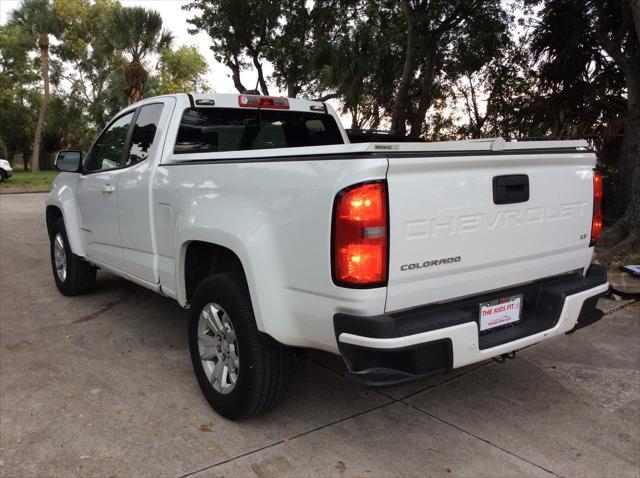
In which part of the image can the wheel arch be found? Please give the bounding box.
[182,241,248,304]
[45,203,85,256]
[46,177,86,256]
[46,205,63,240]
[173,224,283,338]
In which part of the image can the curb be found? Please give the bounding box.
[600,298,637,315]
[0,190,50,195]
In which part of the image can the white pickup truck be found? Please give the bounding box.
[46,93,609,419]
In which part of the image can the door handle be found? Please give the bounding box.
[102,184,115,194]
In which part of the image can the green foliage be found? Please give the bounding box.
[98,70,130,122]
[0,0,636,228]
[0,170,58,192]
[528,0,627,142]
[105,6,173,62]
[104,6,174,104]
[263,0,311,97]
[8,0,63,170]
[314,1,397,128]
[44,94,97,152]
[0,24,39,155]
[156,46,209,94]
[262,0,361,98]
[185,0,281,94]
[54,0,127,127]
[0,0,180,162]
[8,0,61,43]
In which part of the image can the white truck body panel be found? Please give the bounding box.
[385,152,596,312]
[153,156,389,351]
[117,97,176,283]
[76,170,124,269]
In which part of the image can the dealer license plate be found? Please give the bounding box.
[479,294,523,332]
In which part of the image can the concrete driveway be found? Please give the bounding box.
[1,193,638,478]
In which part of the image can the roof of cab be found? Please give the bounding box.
[127,92,331,115]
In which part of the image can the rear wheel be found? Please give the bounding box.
[189,273,291,419]
[50,218,97,296]
[0,170,6,182]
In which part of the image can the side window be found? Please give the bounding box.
[126,104,164,166]
[84,112,134,172]
[174,108,256,154]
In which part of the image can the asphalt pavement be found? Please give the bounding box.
[1,193,638,478]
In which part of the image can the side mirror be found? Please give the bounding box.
[55,150,82,172]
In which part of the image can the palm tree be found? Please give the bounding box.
[318,21,384,130]
[9,0,60,172]
[107,7,173,104]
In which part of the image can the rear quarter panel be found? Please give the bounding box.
[153,156,388,352]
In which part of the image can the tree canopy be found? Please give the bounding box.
[0,0,209,157]
[1,0,638,251]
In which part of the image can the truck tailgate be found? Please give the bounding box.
[385,149,595,313]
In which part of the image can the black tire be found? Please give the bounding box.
[189,273,291,420]
[0,169,6,182]
[50,218,97,296]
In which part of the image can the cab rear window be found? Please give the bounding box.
[174,107,344,154]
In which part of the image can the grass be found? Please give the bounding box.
[0,169,58,194]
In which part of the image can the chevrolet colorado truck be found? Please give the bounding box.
[46,93,609,419]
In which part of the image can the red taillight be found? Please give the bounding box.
[590,170,603,245]
[238,95,289,109]
[333,182,388,287]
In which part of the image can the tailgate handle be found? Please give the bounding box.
[493,175,529,204]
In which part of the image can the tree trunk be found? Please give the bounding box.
[370,104,381,130]
[390,0,417,135]
[600,54,640,254]
[124,59,148,105]
[631,0,640,44]
[613,61,640,217]
[469,76,486,138]
[626,0,640,234]
[252,54,269,95]
[350,104,360,129]
[226,58,247,93]
[31,34,50,173]
[599,164,639,260]
[626,165,640,236]
[287,79,298,98]
[409,54,437,138]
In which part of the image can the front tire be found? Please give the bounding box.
[189,273,291,420]
[50,218,97,296]
[0,170,6,182]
